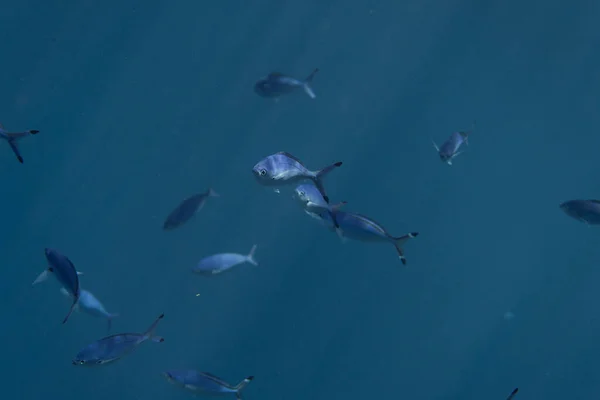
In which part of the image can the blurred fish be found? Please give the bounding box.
[559,199,600,225]
[163,188,219,230]
[506,388,518,400]
[294,183,346,233]
[32,248,81,324]
[193,245,258,275]
[72,313,165,366]
[0,123,39,164]
[253,151,342,203]
[163,370,254,399]
[254,68,318,99]
[432,123,475,165]
[60,287,119,332]
[307,210,419,265]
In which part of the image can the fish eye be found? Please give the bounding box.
[96,360,103,364]
[79,360,85,365]
[299,191,305,196]
[259,169,267,176]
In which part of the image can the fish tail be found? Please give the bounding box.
[314,161,343,203]
[302,68,319,99]
[234,376,254,397]
[392,232,419,265]
[62,299,78,324]
[207,188,220,197]
[506,388,519,400]
[106,313,120,333]
[246,245,259,266]
[143,313,165,343]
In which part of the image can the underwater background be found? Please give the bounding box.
[1,0,600,399]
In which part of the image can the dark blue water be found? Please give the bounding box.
[1,1,600,399]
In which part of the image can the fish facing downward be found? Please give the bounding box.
[163,188,219,230]
[193,245,258,275]
[254,68,319,99]
[163,370,254,399]
[432,122,475,165]
[60,287,119,332]
[560,199,600,225]
[0,123,39,164]
[252,151,342,203]
[308,210,419,265]
[294,183,346,234]
[72,313,165,366]
[32,248,81,324]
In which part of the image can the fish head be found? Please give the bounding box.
[252,158,276,183]
[162,371,177,384]
[559,200,581,218]
[293,184,311,205]
[253,79,274,97]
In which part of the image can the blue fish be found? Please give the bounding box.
[0,123,39,164]
[432,123,474,165]
[193,245,258,275]
[307,210,419,265]
[72,313,165,366]
[560,199,600,225]
[164,188,219,230]
[294,183,346,233]
[163,370,254,399]
[254,69,318,99]
[32,248,81,324]
[60,287,119,332]
[252,151,342,203]
[506,388,519,400]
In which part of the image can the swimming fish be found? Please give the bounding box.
[60,287,119,332]
[307,210,419,265]
[32,248,81,324]
[252,151,342,203]
[163,188,219,230]
[432,123,475,165]
[0,123,39,164]
[559,199,600,225]
[72,313,165,366]
[294,183,346,233]
[163,370,254,399]
[506,388,518,400]
[254,68,318,99]
[193,245,258,275]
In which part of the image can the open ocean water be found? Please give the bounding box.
[1,0,600,399]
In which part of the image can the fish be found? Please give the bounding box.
[193,245,258,275]
[163,188,219,230]
[559,199,600,225]
[72,313,165,366]
[252,151,342,203]
[59,287,119,332]
[432,122,475,165]
[0,123,39,164]
[294,183,346,233]
[163,370,254,399]
[32,248,81,324]
[307,210,419,265]
[254,68,318,99]
[506,388,518,400]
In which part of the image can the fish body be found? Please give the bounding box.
[560,199,600,225]
[294,183,346,232]
[60,287,119,332]
[72,313,164,366]
[254,69,318,99]
[252,151,342,203]
[193,245,258,275]
[0,123,39,164]
[32,248,81,324]
[163,188,219,230]
[308,210,418,265]
[432,131,469,165]
[163,370,254,399]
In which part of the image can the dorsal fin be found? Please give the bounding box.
[268,72,284,78]
[201,372,229,386]
[276,151,305,166]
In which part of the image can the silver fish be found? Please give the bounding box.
[193,245,258,275]
[0,123,39,164]
[560,199,600,225]
[294,183,346,234]
[32,248,82,324]
[163,188,219,230]
[432,122,475,165]
[506,388,518,400]
[254,68,318,99]
[72,313,164,366]
[60,287,119,332]
[252,151,342,203]
[163,370,254,399]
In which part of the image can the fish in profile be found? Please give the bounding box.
[163,188,219,230]
[432,122,475,165]
[0,123,39,164]
[163,370,254,399]
[193,245,258,275]
[72,313,165,366]
[294,183,346,233]
[252,151,342,203]
[32,248,81,324]
[506,388,518,400]
[307,210,419,265]
[254,68,318,99]
[59,287,119,332]
[560,199,600,225]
